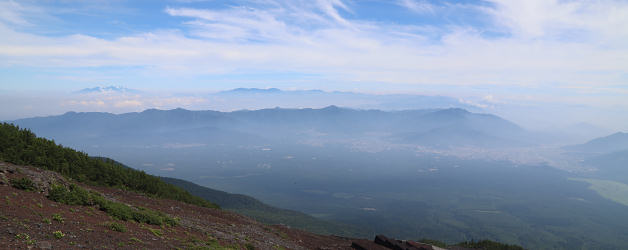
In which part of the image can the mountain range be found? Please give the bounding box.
[212,88,483,112]
[75,85,141,94]
[563,132,628,185]
[564,132,628,154]
[11,106,528,150]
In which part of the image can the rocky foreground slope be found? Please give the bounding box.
[0,161,349,249]
[0,161,515,250]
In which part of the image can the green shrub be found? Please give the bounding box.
[48,184,92,205]
[145,226,163,237]
[15,233,30,240]
[52,213,64,223]
[129,237,143,244]
[108,222,127,232]
[163,216,178,227]
[43,167,178,227]
[47,183,176,226]
[53,231,65,239]
[91,192,175,226]
[48,185,68,201]
[132,208,163,225]
[10,177,36,191]
[245,243,256,250]
[95,197,133,221]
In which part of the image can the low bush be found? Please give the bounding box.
[15,233,30,240]
[48,184,92,205]
[53,231,65,239]
[48,182,176,226]
[129,237,143,244]
[10,177,36,191]
[145,226,163,237]
[108,222,127,232]
[52,213,64,223]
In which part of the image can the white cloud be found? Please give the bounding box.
[65,100,106,107]
[398,0,433,13]
[166,6,294,42]
[0,0,29,25]
[113,100,142,108]
[484,0,628,44]
[0,0,626,107]
[314,0,352,26]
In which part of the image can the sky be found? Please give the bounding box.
[0,0,627,130]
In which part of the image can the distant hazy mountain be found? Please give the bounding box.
[210,88,482,112]
[582,149,628,184]
[536,122,614,145]
[12,106,527,150]
[564,132,628,154]
[76,85,141,94]
[563,122,611,138]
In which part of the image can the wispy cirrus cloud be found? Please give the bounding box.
[397,0,434,14]
[0,0,30,25]
[484,0,628,43]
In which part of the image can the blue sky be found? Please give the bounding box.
[0,0,627,128]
